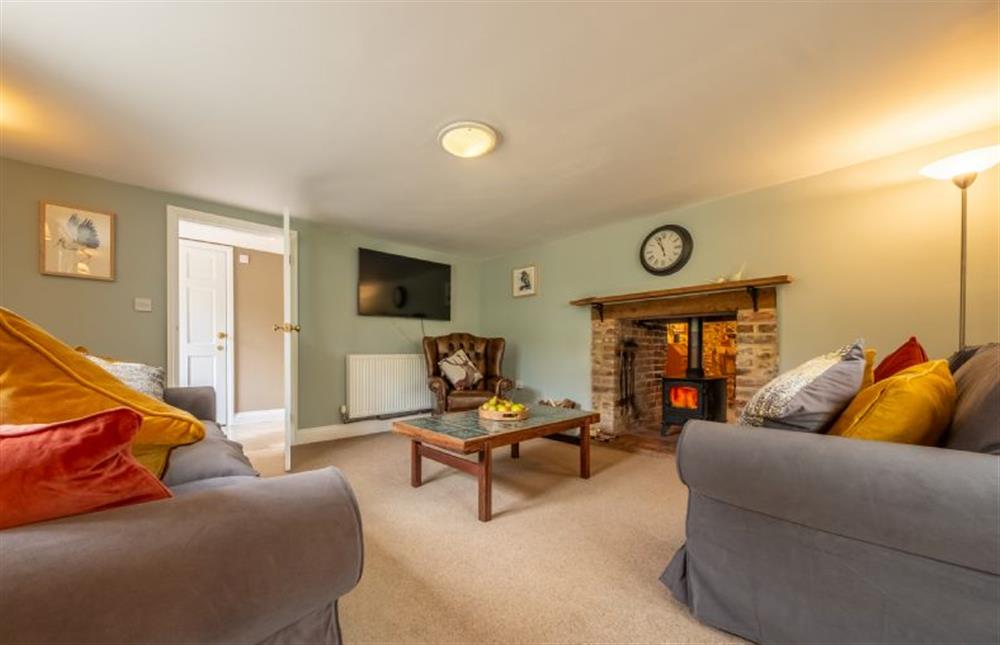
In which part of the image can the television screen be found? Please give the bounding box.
[357,248,451,320]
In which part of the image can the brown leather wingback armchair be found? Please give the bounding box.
[422,333,513,414]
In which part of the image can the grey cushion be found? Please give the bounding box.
[739,340,866,432]
[87,355,165,400]
[162,421,259,487]
[947,345,982,375]
[944,344,1000,454]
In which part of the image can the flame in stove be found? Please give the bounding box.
[670,386,699,410]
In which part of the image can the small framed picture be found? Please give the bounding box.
[39,202,116,281]
[512,265,538,297]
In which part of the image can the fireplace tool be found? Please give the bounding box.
[617,338,639,420]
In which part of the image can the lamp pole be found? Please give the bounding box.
[952,172,977,351]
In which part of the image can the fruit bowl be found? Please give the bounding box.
[478,397,529,422]
[479,407,530,422]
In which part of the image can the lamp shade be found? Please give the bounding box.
[920,145,1000,180]
[439,121,498,159]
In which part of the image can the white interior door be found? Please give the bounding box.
[178,239,232,424]
[282,209,298,472]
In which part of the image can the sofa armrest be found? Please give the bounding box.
[677,421,1000,575]
[0,467,363,645]
[164,386,216,422]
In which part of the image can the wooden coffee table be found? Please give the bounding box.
[393,405,600,522]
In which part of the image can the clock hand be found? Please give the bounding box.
[657,239,666,254]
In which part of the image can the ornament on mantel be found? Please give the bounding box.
[713,262,746,283]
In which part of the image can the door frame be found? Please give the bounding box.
[176,238,235,425]
[166,205,299,430]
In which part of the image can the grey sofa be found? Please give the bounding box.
[662,344,1000,644]
[1,387,364,645]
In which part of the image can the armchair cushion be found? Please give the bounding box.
[447,389,492,412]
[438,349,483,390]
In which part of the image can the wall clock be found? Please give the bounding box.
[639,224,693,275]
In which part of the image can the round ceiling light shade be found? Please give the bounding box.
[438,121,499,158]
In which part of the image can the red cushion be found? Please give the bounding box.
[874,336,930,383]
[0,408,171,529]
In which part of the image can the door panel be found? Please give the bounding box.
[282,210,297,472]
[178,239,231,424]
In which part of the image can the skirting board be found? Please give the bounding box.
[294,414,425,446]
[232,408,284,424]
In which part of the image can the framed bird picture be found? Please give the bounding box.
[512,265,538,297]
[39,202,116,281]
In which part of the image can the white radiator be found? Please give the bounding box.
[346,354,434,420]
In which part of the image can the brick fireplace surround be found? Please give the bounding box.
[581,281,785,439]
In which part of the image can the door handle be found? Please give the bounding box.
[217,331,227,339]
[273,323,301,333]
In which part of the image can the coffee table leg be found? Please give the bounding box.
[510,443,520,459]
[411,440,422,487]
[478,447,492,522]
[580,422,591,479]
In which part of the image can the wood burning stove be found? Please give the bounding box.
[662,316,728,433]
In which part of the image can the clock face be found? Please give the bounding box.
[640,225,693,275]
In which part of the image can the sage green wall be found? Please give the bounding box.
[479,129,1000,407]
[0,158,480,429]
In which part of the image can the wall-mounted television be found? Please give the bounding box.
[357,248,451,320]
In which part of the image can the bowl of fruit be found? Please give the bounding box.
[479,396,529,421]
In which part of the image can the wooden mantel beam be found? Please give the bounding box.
[569,275,792,307]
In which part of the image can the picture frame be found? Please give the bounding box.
[512,265,538,297]
[39,201,116,281]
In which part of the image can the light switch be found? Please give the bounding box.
[238,254,250,264]
[133,297,153,313]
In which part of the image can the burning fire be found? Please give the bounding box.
[669,386,699,410]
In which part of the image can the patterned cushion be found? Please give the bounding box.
[739,340,866,432]
[438,349,484,390]
[88,355,166,400]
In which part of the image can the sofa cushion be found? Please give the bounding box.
[0,408,171,529]
[739,340,866,432]
[0,307,204,478]
[86,354,166,400]
[830,360,956,446]
[861,348,877,388]
[873,336,928,382]
[944,344,1000,454]
[162,422,258,487]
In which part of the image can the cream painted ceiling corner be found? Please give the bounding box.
[2,2,997,252]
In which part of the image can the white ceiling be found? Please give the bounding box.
[2,2,997,252]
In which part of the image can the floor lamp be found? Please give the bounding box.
[920,144,1000,350]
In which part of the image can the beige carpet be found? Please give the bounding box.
[250,431,739,644]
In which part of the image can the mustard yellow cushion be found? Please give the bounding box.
[0,308,204,477]
[829,360,955,445]
[861,348,877,389]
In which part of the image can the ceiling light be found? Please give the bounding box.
[438,121,499,159]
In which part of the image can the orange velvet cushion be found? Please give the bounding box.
[829,360,956,446]
[874,336,928,382]
[0,408,172,529]
[0,308,204,477]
